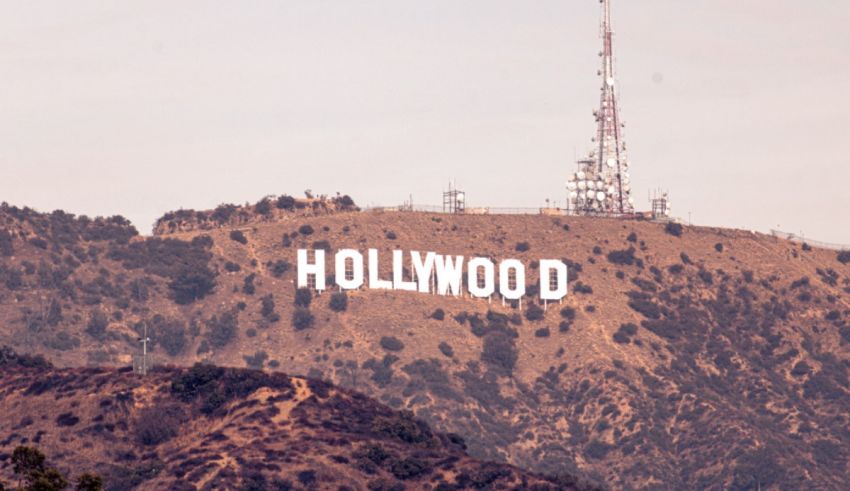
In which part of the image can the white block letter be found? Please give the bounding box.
[435,254,465,296]
[467,257,495,298]
[499,259,525,300]
[335,249,364,290]
[539,259,568,300]
[393,250,417,291]
[411,251,436,293]
[368,249,393,289]
[297,249,326,290]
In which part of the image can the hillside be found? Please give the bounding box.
[0,351,588,490]
[1,200,850,489]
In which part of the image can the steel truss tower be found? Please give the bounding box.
[568,0,634,215]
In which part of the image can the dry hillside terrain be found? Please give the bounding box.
[0,349,589,490]
[1,199,850,489]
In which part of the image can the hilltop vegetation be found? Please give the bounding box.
[0,350,593,490]
[1,198,850,489]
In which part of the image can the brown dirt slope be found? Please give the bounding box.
[0,355,591,490]
[1,201,850,489]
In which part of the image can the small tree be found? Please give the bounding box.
[664,222,683,237]
[525,303,544,321]
[168,266,216,305]
[294,287,312,307]
[276,195,296,210]
[329,292,348,312]
[76,473,104,491]
[85,310,109,340]
[292,308,314,331]
[229,230,248,244]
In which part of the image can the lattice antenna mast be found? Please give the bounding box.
[567,0,634,215]
[597,0,631,213]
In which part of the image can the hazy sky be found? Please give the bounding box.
[2,1,849,242]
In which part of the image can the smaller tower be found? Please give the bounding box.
[443,182,466,214]
[650,189,671,220]
[133,322,151,376]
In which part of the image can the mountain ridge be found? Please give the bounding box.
[2,198,850,489]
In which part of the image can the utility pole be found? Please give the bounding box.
[136,322,150,376]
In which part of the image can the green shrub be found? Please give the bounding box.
[430,308,445,321]
[294,287,312,307]
[254,198,272,216]
[607,247,636,266]
[329,292,348,312]
[229,230,248,244]
[269,260,290,278]
[276,195,296,210]
[481,332,518,375]
[86,310,109,340]
[243,351,268,369]
[838,250,850,264]
[242,273,256,295]
[154,318,187,356]
[380,336,405,352]
[515,242,530,252]
[135,404,184,445]
[0,229,13,256]
[168,265,216,305]
[292,308,314,331]
[298,224,314,235]
[206,311,238,348]
[665,222,683,237]
[525,303,544,321]
[260,294,279,322]
[438,342,454,358]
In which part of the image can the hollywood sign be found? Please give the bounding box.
[296,249,569,301]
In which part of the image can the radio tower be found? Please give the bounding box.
[567,0,634,215]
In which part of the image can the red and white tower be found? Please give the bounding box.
[568,0,635,215]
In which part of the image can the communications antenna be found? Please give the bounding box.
[567,0,635,215]
[443,181,466,214]
[649,188,671,220]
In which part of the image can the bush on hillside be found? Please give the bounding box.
[276,195,296,210]
[329,292,348,312]
[838,250,850,265]
[243,351,268,369]
[430,308,445,321]
[515,242,530,252]
[298,224,314,235]
[665,222,683,237]
[155,318,188,356]
[607,247,636,266]
[438,342,454,358]
[294,287,312,307]
[254,198,273,216]
[292,308,314,331]
[481,332,518,375]
[229,230,247,244]
[135,404,184,445]
[206,311,238,348]
[269,260,290,278]
[0,229,13,256]
[525,303,544,321]
[380,336,405,352]
[169,265,217,304]
[85,310,109,340]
